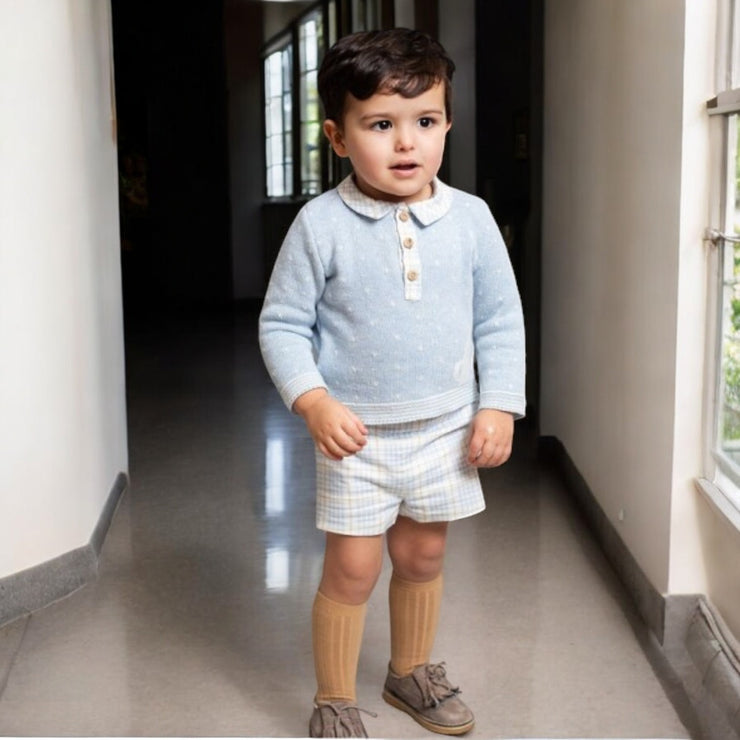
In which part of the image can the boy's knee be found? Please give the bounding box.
[321,561,380,603]
[391,552,444,582]
[320,536,383,604]
[389,537,446,582]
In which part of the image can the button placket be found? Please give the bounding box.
[396,207,421,301]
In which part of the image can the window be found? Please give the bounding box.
[262,0,392,199]
[299,9,324,195]
[713,116,740,484]
[264,40,293,197]
[706,0,740,509]
[263,1,338,198]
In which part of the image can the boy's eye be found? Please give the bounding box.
[418,117,435,128]
[371,120,392,131]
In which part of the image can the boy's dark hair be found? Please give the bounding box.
[317,28,455,124]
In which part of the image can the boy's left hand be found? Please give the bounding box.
[467,409,514,467]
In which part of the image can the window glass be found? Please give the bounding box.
[264,43,293,197]
[299,11,324,195]
[718,116,740,479]
[732,0,740,87]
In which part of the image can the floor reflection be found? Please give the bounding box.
[265,437,286,517]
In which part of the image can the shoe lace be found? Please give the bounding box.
[416,662,461,708]
[320,702,377,738]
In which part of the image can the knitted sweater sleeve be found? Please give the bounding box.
[472,205,526,418]
[258,207,329,411]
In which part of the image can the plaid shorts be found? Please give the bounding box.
[315,403,485,535]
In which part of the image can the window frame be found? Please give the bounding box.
[701,0,740,517]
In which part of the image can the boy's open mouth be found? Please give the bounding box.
[391,163,418,171]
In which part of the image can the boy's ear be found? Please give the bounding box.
[323,120,348,157]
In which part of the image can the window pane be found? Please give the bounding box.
[301,70,319,120]
[284,132,293,164]
[299,10,323,194]
[282,47,292,92]
[301,18,318,71]
[732,0,740,88]
[719,115,740,464]
[270,135,283,166]
[264,40,293,197]
[285,162,293,193]
[265,137,273,168]
[268,99,281,136]
[302,121,321,195]
[268,52,283,97]
[283,92,292,133]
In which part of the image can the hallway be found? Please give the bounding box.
[0,309,692,738]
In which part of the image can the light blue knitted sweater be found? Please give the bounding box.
[259,176,526,425]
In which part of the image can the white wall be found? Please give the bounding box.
[541,0,686,593]
[543,0,740,639]
[669,0,715,596]
[0,0,128,578]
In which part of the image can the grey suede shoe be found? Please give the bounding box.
[308,701,374,738]
[382,662,475,735]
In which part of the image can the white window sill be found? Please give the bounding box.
[696,475,740,532]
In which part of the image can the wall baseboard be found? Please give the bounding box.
[0,472,127,628]
[539,435,740,739]
[538,435,666,639]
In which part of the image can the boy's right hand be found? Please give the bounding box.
[293,389,368,461]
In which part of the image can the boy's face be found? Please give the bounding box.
[323,82,451,203]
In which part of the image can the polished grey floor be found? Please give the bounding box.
[0,309,692,738]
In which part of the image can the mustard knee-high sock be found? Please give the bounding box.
[312,590,367,704]
[389,572,443,676]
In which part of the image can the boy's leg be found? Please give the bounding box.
[384,516,474,735]
[386,516,447,675]
[313,532,383,705]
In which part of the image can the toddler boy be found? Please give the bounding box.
[259,27,525,738]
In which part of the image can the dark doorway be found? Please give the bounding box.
[476,0,543,425]
[112,1,232,315]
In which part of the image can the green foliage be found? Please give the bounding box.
[723,245,740,441]
[723,342,740,440]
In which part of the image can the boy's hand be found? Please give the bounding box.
[293,389,368,461]
[467,409,514,468]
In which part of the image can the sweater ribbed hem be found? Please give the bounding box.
[338,385,478,425]
[478,390,526,420]
[282,372,328,411]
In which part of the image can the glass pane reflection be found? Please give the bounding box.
[266,547,290,592]
[265,437,285,516]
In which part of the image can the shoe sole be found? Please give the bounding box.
[382,689,475,736]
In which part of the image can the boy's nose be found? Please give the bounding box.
[394,126,415,151]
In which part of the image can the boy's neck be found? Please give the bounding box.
[350,174,436,205]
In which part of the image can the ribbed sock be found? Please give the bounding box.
[312,590,367,704]
[389,571,443,676]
